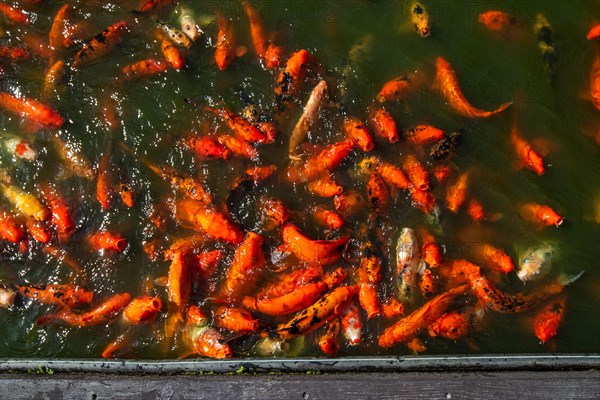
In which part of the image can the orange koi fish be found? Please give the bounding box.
[121,59,167,80]
[214,306,259,333]
[341,302,362,345]
[214,12,236,71]
[256,265,324,300]
[382,297,405,318]
[24,220,51,244]
[168,251,190,314]
[478,244,514,274]
[358,156,410,190]
[0,3,29,25]
[312,206,344,230]
[218,134,257,159]
[405,125,445,144]
[220,232,265,300]
[241,0,268,62]
[369,107,399,143]
[511,127,545,175]
[587,24,600,40]
[119,182,135,208]
[136,0,172,14]
[419,228,441,268]
[38,184,75,236]
[307,175,343,197]
[357,254,382,318]
[366,172,390,216]
[334,190,365,217]
[446,171,469,213]
[449,259,580,313]
[49,4,70,53]
[533,295,567,343]
[409,186,436,214]
[376,76,410,103]
[343,116,375,152]
[433,165,451,182]
[428,310,470,340]
[275,49,311,97]
[261,198,290,228]
[590,54,600,111]
[467,198,486,222]
[318,319,341,356]
[102,332,132,359]
[243,281,328,316]
[204,105,267,143]
[96,142,115,210]
[519,203,564,227]
[123,296,162,324]
[163,235,206,260]
[435,56,512,118]
[302,139,354,182]
[0,211,25,243]
[0,92,64,128]
[184,306,232,359]
[419,268,438,297]
[379,285,467,348]
[72,21,127,68]
[282,224,348,265]
[160,34,185,70]
[289,80,328,156]
[89,231,127,253]
[478,11,516,32]
[271,285,357,340]
[181,135,230,160]
[37,293,132,327]
[42,60,67,99]
[18,284,92,307]
[402,154,429,191]
[0,46,28,61]
[176,199,244,244]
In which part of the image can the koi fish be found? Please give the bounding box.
[302,139,354,182]
[341,302,362,344]
[408,1,430,37]
[343,116,374,152]
[156,19,191,49]
[179,8,201,42]
[378,285,467,348]
[121,59,167,80]
[214,306,259,333]
[258,266,323,300]
[405,125,445,144]
[37,293,132,327]
[220,232,265,300]
[318,319,341,356]
[402,154,429,191]
[243,281,329,316]
[478,11,516,32]
[369,107,399,143]
[306,175,343,197]
[42,60,67,99]
[418,228,441,268]
[49,4,70,53]
[214,12,235,70]
[181,135,229,160]
[72,21,127,68]
[167,251,190,315]
[1,183,50,221]
[275,49,311,98]
[430,131,461,161]
[176,199,243,244]
[381,297,405,318]
[377,76,410,103]
[0,46,28,61]
[435,56,512,118]
[396,227,421,303]
[357,254,382,318]
[24,219,51,244]
[312,206,344,230]
[590,54,600,111]
[511,127,545,175]
[185,306,232,356]
[242,0,268,62]
[366,172,390,216]
[428,310,470,340]
[0,3,29,25]
[135,0,173,14]
[519,203,564,227]
[334,191,365,218]
[18,284,93,308]
[467,198,486,222]
[122,296,162,324]
[282,224,348,265]
[419,267,438,297]
[533,14,557,77]
[204,105,267,143]
[0,211,25,243]
[289,80,328,157]
[96,141,115,210]
[160,34,185,70]
[478,244,515,274]
[587,24,600,41]
[119,182,135,208]
[217,135,257,159]
[0,92,64,128]
[51,135,95,180]
[89,231,127,253]
[409,186,436,214]
[271,285,358,339]
[357,156,410,190]
[38,184,75,236]
[2,134,37,161]
[446,171,469,213]
[517,244,555,282]
[533,295,567,343]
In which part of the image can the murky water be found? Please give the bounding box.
[0,0,599,359]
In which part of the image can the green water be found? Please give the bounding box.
[0,0,599,359]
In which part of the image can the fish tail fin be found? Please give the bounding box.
[557,271,584,287]
[493,101,513,114]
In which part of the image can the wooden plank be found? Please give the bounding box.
[0,371,598,400]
